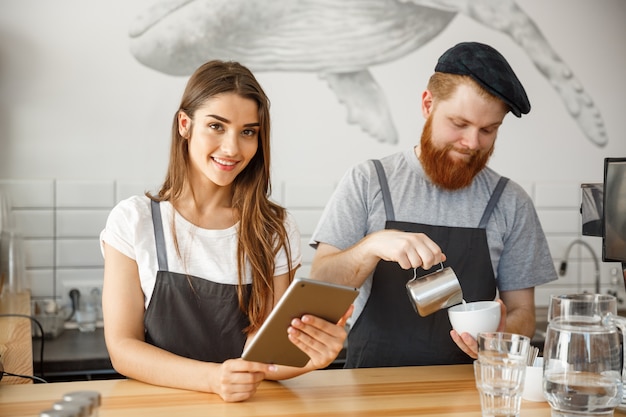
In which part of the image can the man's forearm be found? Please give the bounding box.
[310,241,379,288]
[504,305,536,338]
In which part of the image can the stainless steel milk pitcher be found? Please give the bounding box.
[406,263,463,316]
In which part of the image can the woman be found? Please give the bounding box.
[100,60,352,402]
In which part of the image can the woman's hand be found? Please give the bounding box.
[286,305,354,369]
[210,358,274,402]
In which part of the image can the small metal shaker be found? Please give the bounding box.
[406,263,463,316]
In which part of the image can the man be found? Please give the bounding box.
[309,42,557,368]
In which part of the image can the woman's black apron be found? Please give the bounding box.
[345,160,508,368]
[143,200,250,362]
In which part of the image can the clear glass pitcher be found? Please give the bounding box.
[543,294,625,416]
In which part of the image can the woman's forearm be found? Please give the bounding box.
[108,337,215,392]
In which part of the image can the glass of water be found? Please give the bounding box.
[474,359,526,417]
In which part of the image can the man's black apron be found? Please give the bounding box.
[345,160,508,368]
[143,200,250,362]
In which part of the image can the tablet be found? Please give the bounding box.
[241,277,359,367]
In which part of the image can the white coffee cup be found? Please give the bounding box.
[447,300,501,339]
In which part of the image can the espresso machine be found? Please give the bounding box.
[580,158,626,291]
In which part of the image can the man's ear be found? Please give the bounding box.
[178,111,191,138]
[421,90,434,118]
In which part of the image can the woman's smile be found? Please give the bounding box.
[212,156,239,171]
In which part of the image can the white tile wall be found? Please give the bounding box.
[56,181,115,208]
[1,181,55,208]
[534,182,581,208]
[1,178,624,311]
[1,179,128,307]
[291,209,326,236]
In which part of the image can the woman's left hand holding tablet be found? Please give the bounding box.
[211,359,275,402]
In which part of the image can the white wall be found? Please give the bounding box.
[1,0,625,310]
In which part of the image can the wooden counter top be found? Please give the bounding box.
[0,291,33,385]
[4,364,619,417]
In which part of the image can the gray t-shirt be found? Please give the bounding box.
[310,149,557,324]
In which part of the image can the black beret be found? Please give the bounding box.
[434,42,531,117]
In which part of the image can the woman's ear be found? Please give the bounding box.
[178,111,191,138]
[421,90,434,118]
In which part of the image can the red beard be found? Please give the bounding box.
[419,116,494,190]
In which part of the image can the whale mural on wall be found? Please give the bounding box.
[128,0,608,148]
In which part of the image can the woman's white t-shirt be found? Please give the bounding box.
[100,195,302,309]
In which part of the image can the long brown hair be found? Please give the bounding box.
[148,60,294,333]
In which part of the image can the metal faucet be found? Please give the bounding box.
[559,238,601,294]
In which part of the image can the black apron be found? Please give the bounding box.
[345,160,508,368]
[143,200,251,362]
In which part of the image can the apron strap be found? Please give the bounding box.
[478,177,509,229]
[150,199,169,271]
[371,159,395,221]
[372,159,508,229]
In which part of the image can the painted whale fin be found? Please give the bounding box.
[450,0,608,147]
[321,70,398,144]
[509,23,608,147]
